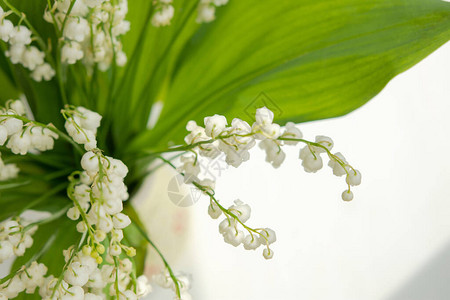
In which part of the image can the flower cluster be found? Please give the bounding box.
[154,271,192,300]
[38,247,151,300]
[46,0,129,70]
[175,107,362,258]
[63,105,102,151]
[196,0,229,23]
[172,151,278,259]
[0,261,47,299]
[0,218,37,263]
[299,137,362,201]
[182,106,361,201]
[152,0,175,27]
[52,106,151,299]
[176,155,216,190]
[0,99,59,155]
[0,7,55,81]
[208,198,276,259]
[0,104,153,300]
[69,150,131,257]
[0,152,19,181]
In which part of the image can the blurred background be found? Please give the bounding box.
[1,39,448,300]
[137,40,450,300]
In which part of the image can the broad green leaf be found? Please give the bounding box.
[0,69,19,103]
[128,0,450,153]
[111,0,200,149]
[0,151,72,219]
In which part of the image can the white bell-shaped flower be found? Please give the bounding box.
[328,152,348,176]
[152,5,175,27]
[0,19,14,42]
[204,114,227,138]
[197,4,215,23]
[31,63,55,81]
[7,132,31,155]
[81,151,99,173]
[10,26,32,45]
[64,18,90,42]
[0,125,7,145]
[62,42,84,64]
[3,114,23,135]
[282,122,303,145]
[346,169,362,186]
[243,234,261,250]
[22,46,45,71]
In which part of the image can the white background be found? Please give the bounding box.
[142,41,450,300]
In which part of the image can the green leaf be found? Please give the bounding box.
[111,0,200,149]
[123,204,148,275]
[128,0,450,152]
[0,151,72,219]
[0,48,20,103]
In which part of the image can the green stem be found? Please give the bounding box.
[278,137,356,176]
[158,156,271,245]
[51,231,86,298]
[192,181,264,237]
[46,0,61,36]
[143,132,254,156]
[54,0,77,106]
[114,257,121,300]
[60,0,76,34]
[132,221,181,298]
[146,134,355,183]
[67,179,96,242]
